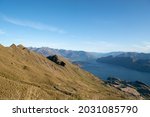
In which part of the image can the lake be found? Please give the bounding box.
[77,61,150,85]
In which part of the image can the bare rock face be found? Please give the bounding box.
[47,55,66,67]
[130,81,150,99]
[121,87,140,97]
[106,77,150,99]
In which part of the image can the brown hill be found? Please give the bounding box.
[0,44,138,99]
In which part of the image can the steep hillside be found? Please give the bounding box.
[0,44,138,99]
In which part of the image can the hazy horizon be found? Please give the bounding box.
[1,43,150,54]
[0,0,150,52]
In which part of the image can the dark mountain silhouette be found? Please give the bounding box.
[117,52,150,60]
[97,53,150,72]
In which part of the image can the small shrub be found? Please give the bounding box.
[23,65,28,70]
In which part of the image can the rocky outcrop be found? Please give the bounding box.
[47,55,66,67]
[130,81,150,99]
[105,77,150,99]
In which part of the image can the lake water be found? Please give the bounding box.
[78,61,150,85]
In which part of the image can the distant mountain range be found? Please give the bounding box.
[116,52,150,60]
[29,47,100,61]
[29,47,150,73]
[97,52,150,72]
[28,47,123,61]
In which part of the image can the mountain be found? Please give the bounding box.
[28,47,101,61]
[117,52,150,60]
[29,47,150,63]
[0,44,137,99]
[97,53,150,72]
[29,47,125,62]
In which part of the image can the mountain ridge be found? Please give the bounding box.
[28,47,101,61]
[29,47,150,62]
[0,44,137,99]
[97,55,150,72]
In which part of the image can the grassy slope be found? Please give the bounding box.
[0,44,137,99]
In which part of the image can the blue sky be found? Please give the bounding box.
[0,0,150,52]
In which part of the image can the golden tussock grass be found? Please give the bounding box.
[0,44,138,100]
